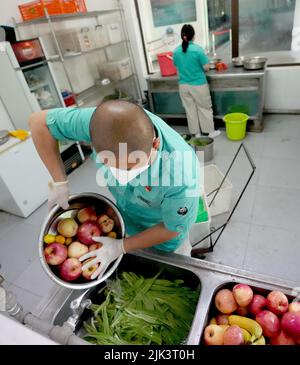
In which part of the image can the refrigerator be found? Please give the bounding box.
[0,38,64,130]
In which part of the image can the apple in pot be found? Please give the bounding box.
[57,218,78,238]
[289,302,300,313]
[98,214,114,234]
[204,325,224,345]
[60,258,82,281]
[270,330,296,345]
[281,312,300,340]
[223,325,244,346]
[255,310,280,338]
[215,289,238,314]
[82,258,99,280]
[236,306,249,316]
[233,284,253,307]
[77,207,97,224]
[44,243,67,265]
[266,291,289,315]
[77,221,101,245]
[68,241,88,259]
[249,294,267,316]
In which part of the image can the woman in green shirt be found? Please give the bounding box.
[173,24,220,139]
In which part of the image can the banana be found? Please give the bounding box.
[220,325,229,330]
[228,315,262,340]
[240,328,252,343]
[209,318,217,325]
[252,336,266,345]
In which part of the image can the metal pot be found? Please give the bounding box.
[189,137,214,162]
[243,56,267,70]
[0,130,9,146]
[232,56,245,67]
[39,193,126,290]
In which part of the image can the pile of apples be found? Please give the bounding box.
[43,207,117,282]
[204,283,300,345]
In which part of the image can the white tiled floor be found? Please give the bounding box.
[0,114,300,312]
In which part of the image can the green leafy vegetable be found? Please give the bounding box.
[84,271,200,345]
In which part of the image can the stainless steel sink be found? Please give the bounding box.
[45,250,299,345]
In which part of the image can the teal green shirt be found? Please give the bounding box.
[46,107,200,252]
[173,42,209,86]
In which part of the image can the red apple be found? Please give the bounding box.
[77,207,97,224]
[216,314,229,325]
[44,243,67,266]
[223,325,244,345]
[289,302,300,313]
[89,243,103,252]
[97,214,114,234]
[60,258,82,281]
[267,291,289,315]
[57,218,78,238]
[249,294,267,316]
[256,310,280,338]
[77,221,101,245]
[204,325,224,345]
[233,284,253,307]
[270,330,296,345]
[281,312,300,340]
[215,289,238,314]
[82,258,99,280]
[67,241,88,259]
[236,306,249,316]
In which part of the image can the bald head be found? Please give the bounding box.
[90,100,154,158]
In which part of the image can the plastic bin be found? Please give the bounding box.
[19,0,87,21]
[204,164,233,217]
[189,195,211,249]
[223,113,249,141]
[107,23,122,44]
[157,52,177,77]
[98,58,133,82]
[57,27,96,53]
[94,24,109,48]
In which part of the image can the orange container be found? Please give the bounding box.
[18,0,87,21]
[157,52,177,77]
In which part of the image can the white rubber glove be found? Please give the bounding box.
[79,236,125,280]
[48,181,70,210]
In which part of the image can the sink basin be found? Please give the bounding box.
[52,254,202,344]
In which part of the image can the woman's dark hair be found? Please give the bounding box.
[181,24,195,53]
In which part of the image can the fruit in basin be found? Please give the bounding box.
[249,294,267,316]
[216,314,229,325]
[43,234,56,244]
[266,291,289,315]
[60,258,82,281]
[77,221,101,245]
[89,243,103,252]
[55,235,66,244]
[288,302,300,313]
[223,325,244,345]
[44,243,67,265]
[68,241,89,259]
[77,207,97,224]
[204,325,225,345]
[255,310,280,338]
[236,306,249,316]
[82,258,99,280]
[215,289,238,314]
[228,315,262,339]
[108,231,117,239]
[233,284,253,307]
[281,312,300,340]
[57,218,78,238]
[98,214,114,234]
[270,330,296,345]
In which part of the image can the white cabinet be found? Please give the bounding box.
[0,137,51,217]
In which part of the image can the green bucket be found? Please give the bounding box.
[223,113,249,141]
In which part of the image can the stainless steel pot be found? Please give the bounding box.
[243,56,267,70]
[39,193,126,290]
[232,56,245,67]
[0,130,9,146]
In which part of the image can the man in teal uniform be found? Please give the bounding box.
[29,101,200,279]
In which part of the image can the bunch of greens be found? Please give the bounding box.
[84,271,199,345]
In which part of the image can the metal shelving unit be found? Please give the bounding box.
[13,2,142,108]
